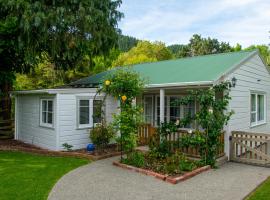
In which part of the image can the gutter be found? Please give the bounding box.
[145,81,214,88]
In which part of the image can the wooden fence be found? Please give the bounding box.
[230,131,270,166]
[0,119,14,139]
[138,124,225,158]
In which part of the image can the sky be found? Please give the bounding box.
[118,0,270,47]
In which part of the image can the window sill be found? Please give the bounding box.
[39,124,54,130]
[250,121,267,128]
[77,125,92,130]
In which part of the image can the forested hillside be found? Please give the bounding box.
[15,34,270,90]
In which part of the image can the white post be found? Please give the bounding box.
[160,89,165,124]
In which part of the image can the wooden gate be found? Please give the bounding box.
[230,131,270,166]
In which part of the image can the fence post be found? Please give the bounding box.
[229,134,233,161]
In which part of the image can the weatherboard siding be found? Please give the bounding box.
[57,93,118,150]
[225,54,270,156]
[16,94,57,150]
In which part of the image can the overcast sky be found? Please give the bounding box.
[118,0,270,47]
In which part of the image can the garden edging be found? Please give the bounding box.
[113,161,211,184]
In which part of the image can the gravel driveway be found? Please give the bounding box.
[48,157,270,200]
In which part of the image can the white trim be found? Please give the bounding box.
[11,88,98,95]
[77,97,92,129]
[39,98,54,129]
[55,94,60,150]
[14,96,19,140]
[160,89,165,123]
[146,81,213,88]
[143,95,154,124]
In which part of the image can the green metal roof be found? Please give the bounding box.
[70,50,257,87]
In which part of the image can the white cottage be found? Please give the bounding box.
[13,50,270,158]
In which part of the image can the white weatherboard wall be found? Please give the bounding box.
[16,94,57,150]
[224,54,270,156]
[57,93,118,150]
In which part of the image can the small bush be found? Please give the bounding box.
[62,143,73,151]
[90,123,115,150]
[122,151,145,168]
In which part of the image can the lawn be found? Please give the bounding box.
[0,151,89,200]
[246,177,270,200]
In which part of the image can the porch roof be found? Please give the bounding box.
[70,50,257,88]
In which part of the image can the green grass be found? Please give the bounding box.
[247,177,270,200]
[0,151,89,200]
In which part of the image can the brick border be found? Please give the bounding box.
[113,161,211,184]
[1,146,122,161]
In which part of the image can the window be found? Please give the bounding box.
[78,98,103,128]
[40,99,53,127]
[250,93,266,126]
[93,100,102,124]
[144,96,154,124]
[79,100,90,126]
[154,96,195,128]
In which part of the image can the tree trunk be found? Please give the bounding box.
[0,81,12,120]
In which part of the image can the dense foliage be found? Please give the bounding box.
[118,35,139,52]
[122,151,200,175]
[90,123,115,151]
[100,69,145,156]
[167,34,232,58]
[112,41,173,67]
[149,82,232,167]
[0,0,123,120]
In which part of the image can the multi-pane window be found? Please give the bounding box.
[40,99,53,127]
[154,96,195,128]
[78,98,103,128]
[250,93,266,126]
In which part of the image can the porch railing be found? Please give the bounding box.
[138,124,225,158]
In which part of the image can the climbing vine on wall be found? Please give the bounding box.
[98,68,145,156]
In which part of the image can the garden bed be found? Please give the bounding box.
[113,160,210,184]
[113,151,210,184]
[0,139,121,160]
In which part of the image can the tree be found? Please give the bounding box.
[113,41,173,67]
[118,35,139,52]
[0,0,123,119]
[189,34,232,56]
[232,43,242,52]
[167,44,190,58]
[245,45,270,66]
[168,34,233,58]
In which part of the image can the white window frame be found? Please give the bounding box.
[143,95,154,125]
[250,92,266,127]
[77,98,93,129]
[40,99,54,128]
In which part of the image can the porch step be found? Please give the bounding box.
[216,155,228,167]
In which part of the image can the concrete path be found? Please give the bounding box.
[49,157,270,200]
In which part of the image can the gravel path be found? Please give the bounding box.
[48,157,270,200]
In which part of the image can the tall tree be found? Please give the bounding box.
[0,0,123,120]
[118,35,139,52]
[245,45,270,66]
[168,34,232,58]
[113,41,173,67]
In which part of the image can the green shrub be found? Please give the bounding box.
[90,123,115,150]
[179,160,196,171]
[122,151,145,168]
[62,143,73,151]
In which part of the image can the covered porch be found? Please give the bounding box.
[137,85,226,158]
